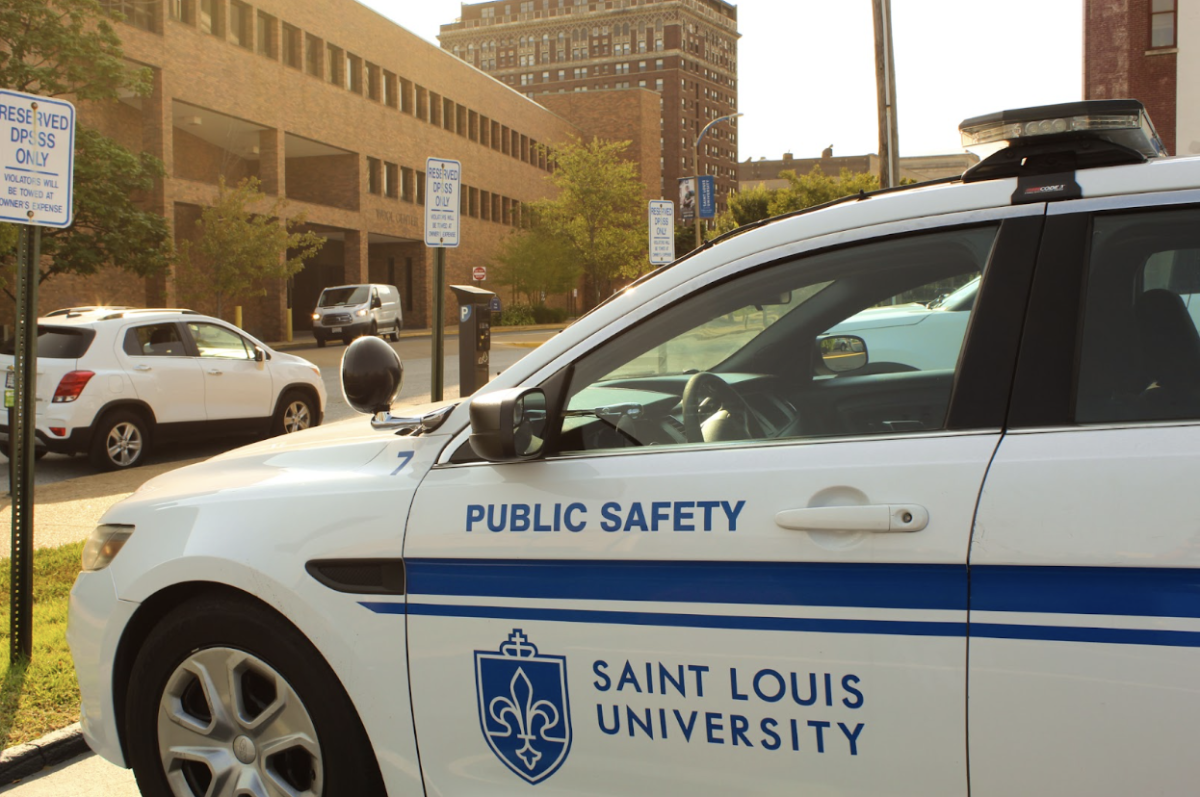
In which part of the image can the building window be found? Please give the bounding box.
[347,54,363,93]
[170,0,194,24]
[282,24,301,68]
[199,0,223,36]
[401,167,415,202]
[306,34,322,77]
[416,171,426,206]
[228,1,250,47]
[104,0,157,32]
[367,157,382,195]
[1151,0,1177,48]
[256,11,276,57]
[327,45,343,86]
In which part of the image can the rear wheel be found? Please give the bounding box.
[89,410,149,471]
[273,390,317,436]
[125,596,386,797]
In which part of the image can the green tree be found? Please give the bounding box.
[175,177,325,318]
[489,219,580,306]
[713,183,779,235]
[768,166,880,216]
[535,138,646,307]
[0,0,171,293]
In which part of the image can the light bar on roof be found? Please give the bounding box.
[959,100,1167,159]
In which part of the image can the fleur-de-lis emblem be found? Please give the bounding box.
[488,666,562,770]
[476,630,573,783]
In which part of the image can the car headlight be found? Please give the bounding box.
[355,308,368,317]
[311,313,320,321]
[82,524,134,572]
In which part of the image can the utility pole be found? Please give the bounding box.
[873,0,900,188]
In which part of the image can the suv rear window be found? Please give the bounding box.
[0,325,95,358]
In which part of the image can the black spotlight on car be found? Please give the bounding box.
[341,335,403,416]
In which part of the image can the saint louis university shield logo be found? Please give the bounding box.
[475,629,572,784]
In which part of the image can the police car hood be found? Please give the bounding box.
[108,408,453,512]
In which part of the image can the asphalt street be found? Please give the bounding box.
[0,327,556,794]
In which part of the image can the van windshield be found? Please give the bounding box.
[319,287,369,307]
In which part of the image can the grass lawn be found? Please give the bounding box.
[0,542,84,748]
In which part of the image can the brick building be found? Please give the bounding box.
[1085,0,1199,156]
[438,0,740,217]
[40,0,662,341]
[740,151,979,192]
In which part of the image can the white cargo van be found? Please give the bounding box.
[311,284,402,347]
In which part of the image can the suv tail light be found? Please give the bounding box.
[53,370,95,403]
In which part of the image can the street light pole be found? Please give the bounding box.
[693,112,744,250]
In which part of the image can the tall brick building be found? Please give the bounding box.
[438,0,740,216]
[1085,0,1200,156]
[33,0,661,340]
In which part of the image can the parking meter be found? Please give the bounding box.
[450,285,495,396]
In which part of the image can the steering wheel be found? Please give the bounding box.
[681,372,766,443]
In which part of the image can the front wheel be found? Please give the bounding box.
[389,321,401,342]
[89,410,150,471]
[125,596,386,797]
[273,390,317,436]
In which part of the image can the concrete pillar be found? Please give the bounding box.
[258,128,285,196]
[343,230,369,284]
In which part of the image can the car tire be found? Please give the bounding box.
[315,336,326,349]
[390,321,401,342]
[273,390,317,436]
[369,321,378,338]
[124,595,387,797]
[342,334,353,345]
[89,410,150,471]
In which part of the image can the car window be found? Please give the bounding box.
[124,323,185,357]
[1076,206,1200,423]
[0,326,94,358]
[558,224,998,454]
[188,322,253,360]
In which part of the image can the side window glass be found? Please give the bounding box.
[125,324,184,357]
[558,225,998,454]
[188,323,252,360]
[1076,207,1200,423]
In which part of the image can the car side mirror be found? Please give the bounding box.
[254,346,266,363]
[371,296,382,309]
[817,335,868,373]
[469,388,547,462]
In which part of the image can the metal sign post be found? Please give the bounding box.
[425,158,461,402]
[1,90,76,663]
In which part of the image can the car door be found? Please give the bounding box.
[403,208,1043,796]
[968,196,1200,796]
[184,321,274,423]
[117,321,206,425]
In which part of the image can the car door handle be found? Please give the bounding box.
[134,364,152,372]
[775,504,929,533]
[207,368,223,375]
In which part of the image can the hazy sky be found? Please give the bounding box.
[357,0,1084,160]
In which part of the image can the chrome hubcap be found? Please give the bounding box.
[283,402,311,433]
[106,422,142,466]
[158,647,323,797]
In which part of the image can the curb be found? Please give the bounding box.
[0,723,88,786]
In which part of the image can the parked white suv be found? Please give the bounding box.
[0,308,325,470]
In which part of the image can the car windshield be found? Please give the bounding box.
[319,287,369,307]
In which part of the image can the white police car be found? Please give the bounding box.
[69,100,1200,796]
